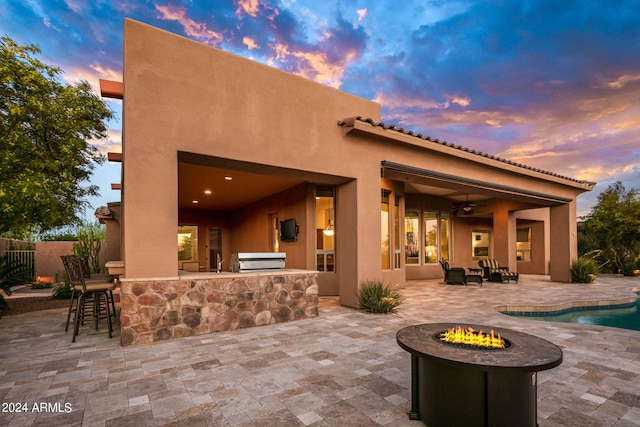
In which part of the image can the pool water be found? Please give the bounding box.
[505,293,640,331]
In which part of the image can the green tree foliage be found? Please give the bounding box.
[579,181,640,273]
[0,36,113,235]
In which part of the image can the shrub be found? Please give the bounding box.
[619,258,640,276]
[357,279,403,314]
[51,282,72,300]
[571,256,599,283]
[73,220,105,274]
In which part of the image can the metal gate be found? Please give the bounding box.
[5,250,36,281]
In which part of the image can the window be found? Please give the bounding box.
[405,210,450,265]
[381,190,391,269]
[516,227,532,261]
[394,196,401,269]
[178,225,198,267]
[405,211,420,265]
[424,211,438,264]
[472,230,490,260]
[316,186,335,272]
[440,212,450,261]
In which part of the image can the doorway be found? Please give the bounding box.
[209,227,223,272]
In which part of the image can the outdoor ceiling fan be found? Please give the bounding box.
[453,193,476,215]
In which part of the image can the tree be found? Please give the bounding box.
[579,181,640,273]
[0,36,113,236]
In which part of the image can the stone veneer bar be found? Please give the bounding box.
[119,270,318,346]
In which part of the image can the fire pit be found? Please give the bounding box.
[396,323,562,427]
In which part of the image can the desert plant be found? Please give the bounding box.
[73,220,105,274]
[619,257,640,276]
[357,279,404,314]
[570,256,599,283]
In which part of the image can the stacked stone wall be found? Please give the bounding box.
[120,272,318,346]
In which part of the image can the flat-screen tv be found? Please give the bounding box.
[280,218,299,241]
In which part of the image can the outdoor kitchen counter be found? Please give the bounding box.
[177,269,316,279]
[119,269,318,346]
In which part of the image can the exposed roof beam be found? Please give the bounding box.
[100,79,123,99]
[108,152,122,162]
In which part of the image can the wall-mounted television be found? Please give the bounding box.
[280,218,299,242]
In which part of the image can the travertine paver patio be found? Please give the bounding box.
[1,274,639,426]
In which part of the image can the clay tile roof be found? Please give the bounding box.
[338,116,595,186]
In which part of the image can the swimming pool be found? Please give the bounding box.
[503,293,640,331]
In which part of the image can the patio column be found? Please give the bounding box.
[337,180,359,308]
[549,201,577,282]
[493,208,517,271]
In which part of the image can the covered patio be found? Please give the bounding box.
[1,274,639,426]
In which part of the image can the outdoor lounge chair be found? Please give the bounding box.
[478,258,519,283]
[439,260,483,286]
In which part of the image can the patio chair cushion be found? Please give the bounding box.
[478,259,519,283]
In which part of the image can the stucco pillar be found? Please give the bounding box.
[492,208,517,271]
[337,180,359,307]
[549,202,577,282]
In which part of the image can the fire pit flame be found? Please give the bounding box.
[438,326,506,349]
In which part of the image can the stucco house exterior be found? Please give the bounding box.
[99,20,594,345]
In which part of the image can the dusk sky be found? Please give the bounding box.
[2,0,639,218]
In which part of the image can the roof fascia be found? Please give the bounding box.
[343,119,595,192]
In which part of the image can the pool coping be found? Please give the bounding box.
[496,287,639,316]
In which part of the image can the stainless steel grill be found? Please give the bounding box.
[230,252,286,272]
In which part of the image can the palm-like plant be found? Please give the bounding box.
[357,279,404,314]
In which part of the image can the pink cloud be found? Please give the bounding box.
[155,5,223,46]
[236,0,260,18]
[270,43,350,88]
[605,73,640,89]
[243,36,259,50]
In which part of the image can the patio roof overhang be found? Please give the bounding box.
[382,161,573,206]
[178,152,352,211]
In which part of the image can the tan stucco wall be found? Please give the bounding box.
[230,184,308,270]
[121,19,590,304]
[102,202,121,264]
[515,208,550,275]
[122,19,380,301]
[34,241,75,282]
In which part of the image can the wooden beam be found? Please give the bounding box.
[107,152,122,162]
[111,183,122,190]
[100,79,123,99]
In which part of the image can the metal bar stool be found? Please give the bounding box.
[62,256,116,342]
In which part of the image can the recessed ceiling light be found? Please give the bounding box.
[204,190,212,195]
[192,200,199,204]
[224,176,233,181]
